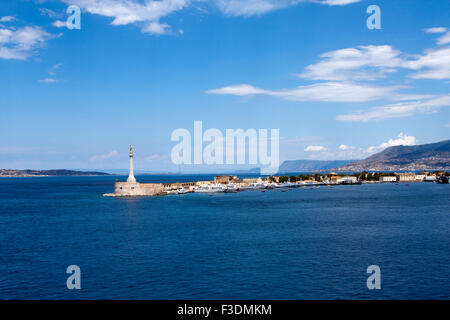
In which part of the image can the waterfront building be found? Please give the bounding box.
[330,176,343,183]
[424,175,437,182]
[340,176,358,183]
[196,180,213,186]
[214,175,240,184]
[415,174,426,181]
[242,178,263,184]
[330,176,357,184]
[396,172,416,182]
[380,176,397,182]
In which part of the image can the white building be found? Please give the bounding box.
[425,175,437,182]
[415,174,426,181]
[396,172,416,182]
[380,176,397,182]
[337,176,358,184]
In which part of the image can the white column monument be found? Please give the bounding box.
[127,145,136,183]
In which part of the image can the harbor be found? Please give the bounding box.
[103,146,448,197]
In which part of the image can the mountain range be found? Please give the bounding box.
[336,139,450,171]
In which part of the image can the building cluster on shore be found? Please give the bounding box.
[103,146,449,197]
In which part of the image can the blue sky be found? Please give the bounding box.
[0,0,449,172]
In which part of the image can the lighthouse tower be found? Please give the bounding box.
[127,145,136,183]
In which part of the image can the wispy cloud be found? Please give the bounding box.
[424,27,450,45]
[0,16,16,23]
[300,42,450,81]
[304,145,325,151]
[206,82,428,103]
[58,0,360,35]
[38,8,64,19]
[299,45,403,81]
[38,63,65,83]
[405,47,450,79]
[338,144,354,151]
[424,27,447,34]
[336,95,450,122]
[90,150,119,162]
[207,27,450,121]
[38,78,59,83]
[64,0,190,35]
[0,25,57,60]
[214,0,360,17]
[52,20,67,28]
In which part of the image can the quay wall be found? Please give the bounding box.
[114,182,164,196]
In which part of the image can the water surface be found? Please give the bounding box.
[0,176,449,299]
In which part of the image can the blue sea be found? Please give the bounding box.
[0,175,449,299]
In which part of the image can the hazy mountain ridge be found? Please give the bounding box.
[278,160,354,172]
[336,139,450,171]
[0,169,109,177]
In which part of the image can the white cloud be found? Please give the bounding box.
[208,28,450,122]
[424,27,447,34]
[378,133,416,149]
[214,0,360,17]
[90,150,119,161]
[317,0,360,5]
[65,0,189,35]
[142,21,172,35]
[63,0,360,30]
[0,16,16,23]
[52,20,67,28]
[214,0,284,16]
[405,47,450,79]
[367,133,417,153]
[424,27,450,45]
[300,41,450,81]
[338,144,354,150]
[207,82,426,103]
[38,8,63,19]
[304,145,325,151]
[0,26,55,60]
[299,45,403,81]
[207,84,267,96]
[38,78,59,83]
[336,95,450,122]
[437,32,450,45]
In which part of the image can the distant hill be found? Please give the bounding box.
[336,139,450,171]
[0,169,109,177]
[278,160,354,173]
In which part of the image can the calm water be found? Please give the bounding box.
[0,175,449,299]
